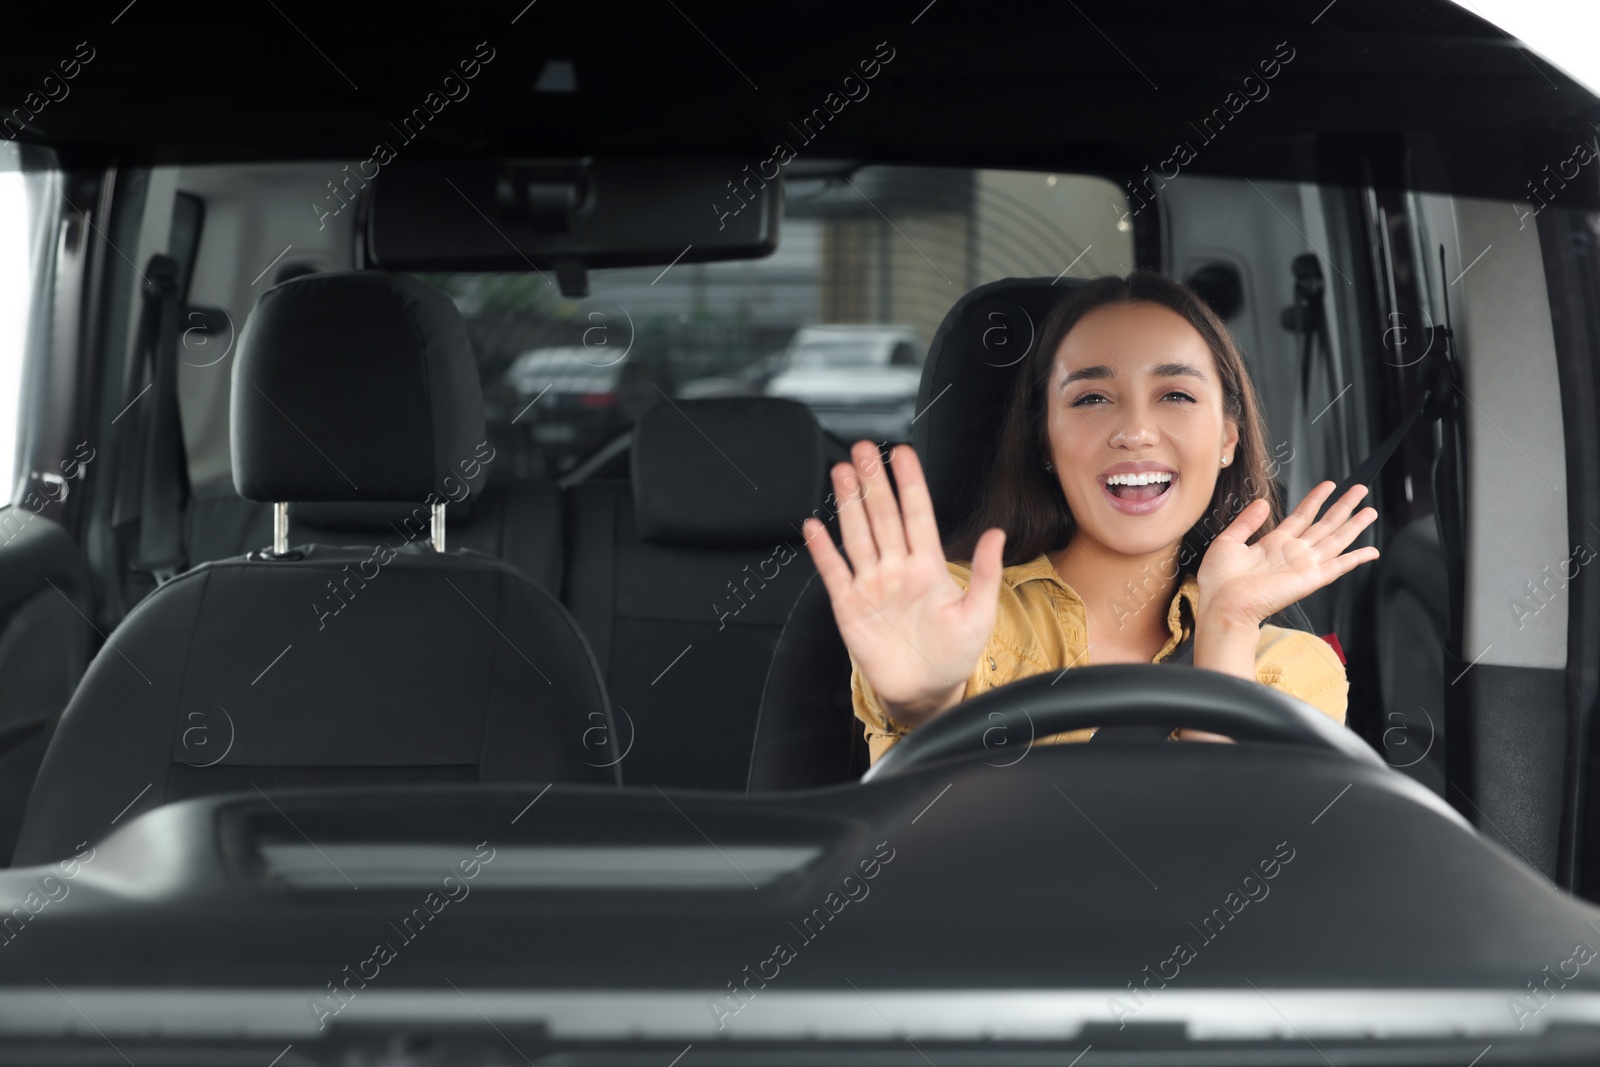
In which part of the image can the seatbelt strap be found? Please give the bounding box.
[1285,253,1332,411]
[135,256,189,582]
[110,254,188,608]
[1429,340,1466,664]
[1317,319,1455,523]
[1284,254,1351,468]
[1322,384,1433,514]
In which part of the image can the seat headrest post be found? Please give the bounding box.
[431,502,446,552]
[272,502,289,555]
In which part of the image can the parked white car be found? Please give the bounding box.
[765,325,925,441]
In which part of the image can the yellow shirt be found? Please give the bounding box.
[850,553,1349,765]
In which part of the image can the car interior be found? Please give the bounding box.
[3,157,1460,848]
[7,0,1600,1061]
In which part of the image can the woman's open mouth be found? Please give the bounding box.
[1099,469,1175,515]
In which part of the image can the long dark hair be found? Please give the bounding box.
[946,270,1282,574]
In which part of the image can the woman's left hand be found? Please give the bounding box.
[1196,481,1380,630]
[1179,481,1377,744]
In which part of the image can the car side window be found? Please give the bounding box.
[0,146,53,505]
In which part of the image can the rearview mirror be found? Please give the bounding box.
[362,158,780,296]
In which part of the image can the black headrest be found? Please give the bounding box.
[231,271,488,504]
[632,397,825,549]
[912,277,1085,542]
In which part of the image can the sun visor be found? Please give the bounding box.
[363,158,779,295]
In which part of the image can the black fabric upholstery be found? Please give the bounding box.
[912,277,1082,541]
[559,398,829,790]
[0,514,92,863]
[186,477,565,592]
[13,545,615,866]
[563,484,816,791]
[747,573,867,791]
[231,272,488,503]
[632,397,826,548]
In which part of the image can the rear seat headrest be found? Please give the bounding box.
[632,397,825,549]
[912,276,1087,542]
[231,271,488,504]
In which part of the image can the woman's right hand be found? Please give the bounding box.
[801,442,1008,728]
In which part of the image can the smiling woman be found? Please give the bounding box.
[801,271,1378,760]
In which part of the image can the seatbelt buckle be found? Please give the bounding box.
[1319,632,1346,665]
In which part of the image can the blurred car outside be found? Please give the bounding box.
[764,324,926,442]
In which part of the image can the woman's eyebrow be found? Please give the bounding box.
[1060,365,1113,386]
[1059,362,1209,387]
[1151,361,1209,381]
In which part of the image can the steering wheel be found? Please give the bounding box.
[861,664,1385,780]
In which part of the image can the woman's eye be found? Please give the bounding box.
[1070,392,1108,407]
[1164,390,1197,403]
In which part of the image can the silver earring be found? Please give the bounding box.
[1222,455,1231,467]
[1044,460,1053,471]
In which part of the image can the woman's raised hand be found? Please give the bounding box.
[802,442,1007,728]
[1196,480,1380,628]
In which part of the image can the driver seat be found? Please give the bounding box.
[747,277,1076,790]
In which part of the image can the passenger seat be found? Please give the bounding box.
[12,272,615,865]
[562,397,828,790]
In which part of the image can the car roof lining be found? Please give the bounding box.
[6,1,1599,209]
